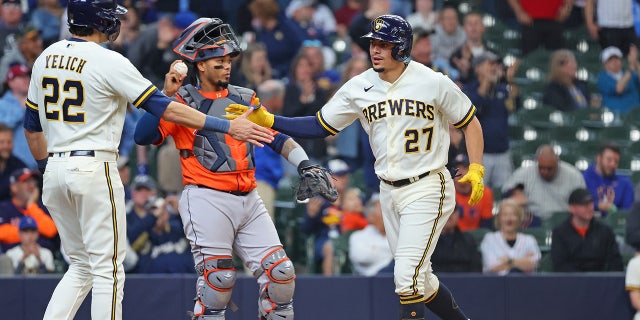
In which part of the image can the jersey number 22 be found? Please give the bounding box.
[42,77,85,123]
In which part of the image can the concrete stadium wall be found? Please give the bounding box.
[0,273,633,320]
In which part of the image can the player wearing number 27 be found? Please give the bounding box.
[23,1,273,319]
[227,14,485,320]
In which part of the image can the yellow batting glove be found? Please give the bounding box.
[225,103,275,128]
[458,163,485,205]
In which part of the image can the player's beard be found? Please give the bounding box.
[217,80,229,88]
[373,67,385,73]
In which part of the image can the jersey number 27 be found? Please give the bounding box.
[42,77,85,123]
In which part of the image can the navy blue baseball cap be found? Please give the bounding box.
[19,216,38,231]
[9,168,38,184]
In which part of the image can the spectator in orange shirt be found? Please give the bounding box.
[341,187,368,233]
[0,168,57,252]
[453,153,494,231]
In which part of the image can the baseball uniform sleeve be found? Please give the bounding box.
[627,257,640,291]
[435,73,476,129]
[104,53,157,108]
[317,81,360,134]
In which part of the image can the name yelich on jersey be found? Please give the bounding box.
[44,54,87,74]
[362,99,435,124]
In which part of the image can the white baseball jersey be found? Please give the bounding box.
[626,255,640,320]
[318,61,475,182]
[26,39,156,153]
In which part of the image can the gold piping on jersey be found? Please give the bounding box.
[132,85,157,107]
[400,293,425,304]
[104,163,119,320]
[26,99,38,110]
[453,104,476,129]
[410,171,446,297]
[316,111,338,135]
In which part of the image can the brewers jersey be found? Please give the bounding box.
[26,39,156,153]
[318,61,475,182]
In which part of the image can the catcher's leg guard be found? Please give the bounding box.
[425,283,469,320]
[258,248,295,319]
[192,256,236,320]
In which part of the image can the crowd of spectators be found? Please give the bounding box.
[0,1,639,294]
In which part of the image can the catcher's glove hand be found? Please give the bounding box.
[296,160,338,202]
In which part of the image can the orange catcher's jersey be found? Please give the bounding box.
[27,39,156,153]
[156,89,270,192]
[318,61,475,182]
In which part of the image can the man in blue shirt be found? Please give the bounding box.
[583,142,634,217]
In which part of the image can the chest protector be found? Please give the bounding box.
[177,84,256,173]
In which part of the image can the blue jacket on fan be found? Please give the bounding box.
[582,164,634,217]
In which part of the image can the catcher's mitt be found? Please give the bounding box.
[296,163,338,202]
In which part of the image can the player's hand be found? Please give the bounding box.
[458,163,485,205]
[225,103,275,128]
[228,109,274,147]
[163,60,187,97]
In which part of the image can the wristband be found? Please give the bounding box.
[203,115,230,133]
[36,158,48,174]
[287,147,309,168]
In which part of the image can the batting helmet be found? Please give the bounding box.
[362,15,413,62]
[67,0,126,41]
[173,18,241,63]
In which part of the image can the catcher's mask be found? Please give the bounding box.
[172,18,241,63]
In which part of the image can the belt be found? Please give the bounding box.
[379,171,430,188]
[49,150,95,157]
[196,184,250,196]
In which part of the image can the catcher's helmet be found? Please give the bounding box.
[173,18,241,63]
[362,14,413,62]
[67,0,127,41]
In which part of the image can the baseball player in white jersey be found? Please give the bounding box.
[226,15,485,320]
[23,1,272,319]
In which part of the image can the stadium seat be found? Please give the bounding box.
[514,106,558,129]
[572,108,617,128]
[332,230,356,275]
[523,227,551,252]
[537,252,554,272]
[604,210,628,237]
[543,211,570,230]
[467,227,492,243]
[596,125,640,147]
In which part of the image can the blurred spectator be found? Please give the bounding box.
[452,153,494,232]
[584,0,639,56]
[285,0,337,40]
[431,207,482,273]
[543,49,591,112]
[597,46,640,114]
[348,0,392,54]
[335,54,369,170]
[410,29,455,79]
[155,136,183,196]
[507,0,571,55]
[117,156,132,202]
[348,195,393,276]
[249,0,308,78]
[406,0,438,32]
[300,158,351,275]
[5,216,55,274]
[340,187,367,232]
[463,52,520,189]
[334,0,362,39]
[0,0,25,55]
[119,105,143,167]
[254,79,286,220]
[502,144,586,226]
[583,142,634,217]
[127,11,198,88]
[0,25,43,81]
[300,40,341,93]
[108,4,141,56]
[282,54,330,162]
[0,63,36,169]
[126,176,192,273]
[502,183,537,228]
[551,188,623,272]
[450,12,496,84]
[0,168,58,253]
[626,247,640,320]
[627,201,640,254]
[233,42,272,91]
[28,0,63,47]
[431,5,465,62]
[0,123,25,201]
[0,252,13,274]
[480,199,541,275]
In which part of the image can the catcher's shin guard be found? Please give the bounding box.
[399,301,425,320]
[258,248,295,319]
[425,283,469,320]
[192,256,237,319]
